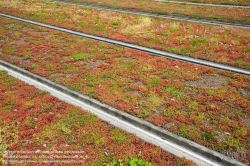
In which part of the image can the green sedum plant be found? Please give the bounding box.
[107,158,153,166]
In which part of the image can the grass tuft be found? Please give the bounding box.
[5,48,17,54]
[164,86,186,100]
[111,128,130,145]
[72,53,90,61]
[191,39,208,47]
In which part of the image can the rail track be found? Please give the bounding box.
[1,0,250,163]
[1,13,250,76]
[154,0,250,8]
[0,59,247,166]
[49,0,250,29]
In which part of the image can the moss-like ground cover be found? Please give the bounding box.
[0,71,196,165]
[158,0,250,6]
[50,0,250,24]
[0,17,249,164]
[0,0,250,69]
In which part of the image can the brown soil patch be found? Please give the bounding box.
[50,73,76,82]
[242,118,250,128]
[98,11,122,22]
[14,38,26,46]
[186,75,228,89]
[238,88,250,98]
[11,55,32,65]
[163,122,176,130]
[133,81,144,87]
[214,131,230,143]
[85,60,104,70]
[157,104,166,112]
[129,91,143,98]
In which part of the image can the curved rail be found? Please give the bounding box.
[1,13,250,76]
[49,0,250,29]
[0,60,247,166]
[155,0,250,8]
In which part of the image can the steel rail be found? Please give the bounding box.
[0,60,247,166]
[1,13,250,76]
[49,0,250,29]
[154,0,250,8]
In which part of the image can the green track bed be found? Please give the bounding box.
[0,0,250,70]
[0,17,249,164]
[157,0,250,6]
[51,0,250,23]
[0,70,197,165]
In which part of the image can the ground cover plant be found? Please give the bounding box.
[0,71,197,165]
[0,17,249,164]
[48,0,249,24]
[156,0,250,6]
[0,0,250,70]
[49,0,250,24]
